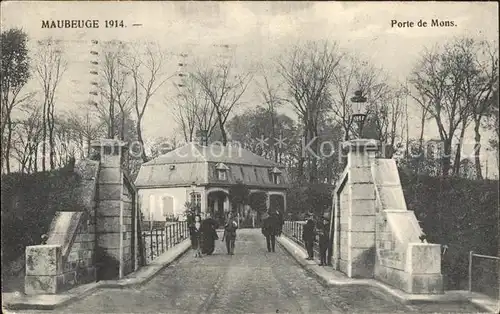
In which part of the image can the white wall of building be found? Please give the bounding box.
[138,187,189,220]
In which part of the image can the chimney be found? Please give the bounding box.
[196,129,208,146]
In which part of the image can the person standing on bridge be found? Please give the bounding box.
[222,212,238,255]
[261,210,280,252]
[302,213,316,260]
[317,216,330,266]
[189,215,202,258]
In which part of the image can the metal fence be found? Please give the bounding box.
[282,220,320,256]
[141,221,189,264]
[468,251,500,300]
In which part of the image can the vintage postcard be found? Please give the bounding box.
[1,1,499,313]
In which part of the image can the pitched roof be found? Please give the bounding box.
[135,142,285,188]
[143,142,280,167]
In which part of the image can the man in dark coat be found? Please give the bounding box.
[222,212,238,255]
[317,216,330,266]
[201,212,219,255]
[302,213,316,260]
[262,211,280,252]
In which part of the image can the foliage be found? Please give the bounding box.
[1,28,31,174]
[228,181,250,212]
[286,182,333,219]
[399,170,499,289]
[248,191,267,213]
[1,169,82,268]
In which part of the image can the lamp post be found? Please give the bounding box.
[350,90,368,139]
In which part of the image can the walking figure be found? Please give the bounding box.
[189,215,202,258]
[317,216,330,266]
[262,211,280,252]
[222,212,238,255]
[302,212,316,260]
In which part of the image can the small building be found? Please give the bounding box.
[135,140,288,222]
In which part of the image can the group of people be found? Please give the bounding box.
[302,212,330,266]
[188,210,285,257]
[188,211,239,257]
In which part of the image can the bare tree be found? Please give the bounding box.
[34,38,67,171]
[11,104,42,173]
[330,55,389,140]
[366,86,406,158]
[192,57,252,146]
[97,40,133,140]
[126,42,170,162]
[65,110,106,158]
[255,64,285,162]
[172,75,218,142]
[410,40,474,177]
[1,28,31,173]
[458,39,498,179]
[277,40,342,182]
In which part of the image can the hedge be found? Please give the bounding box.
[286,183,333,219]
[399,170,499,289]
[1,170,82,271]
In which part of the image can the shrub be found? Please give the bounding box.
[1,170,82,268]
[399,170,499,289]
[286,182,333,219]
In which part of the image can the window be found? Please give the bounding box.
[273,173,281,184]
[215,163,229,181]
[218,170,227,180]
[162,196,174,217]
[190,192,201,207]
[270,167,282,184]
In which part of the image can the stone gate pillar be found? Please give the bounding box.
[337,139,380,278]
[91,139,129,280]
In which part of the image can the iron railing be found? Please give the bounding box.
[282,220,321,257]
[468,251,500,300]
[141,221,188,264]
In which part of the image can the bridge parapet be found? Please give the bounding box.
[331,139,443,295]
[24,160,99,294]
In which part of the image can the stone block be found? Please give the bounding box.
[374,264,407,291]
[408,273,444,294]
[97,233,122,249]
[378,186,407,210]
[350,184,376,200]
[99,183,122,201]
[97,216,121,233]
[338,259,349,275]
[350,215,375,232]
[349,167,373,184]
[97,200,121,216]
[350,231,375,249]
[25,245,63,276]
[78,266,96,284]
[25,274,64,294]
[351,199,376,216]
[406,243,441,274]
[98,167,121,184]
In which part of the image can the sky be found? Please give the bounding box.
[1,1,499,176]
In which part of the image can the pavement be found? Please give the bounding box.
[2,230,497,313]
[277,234,500,314]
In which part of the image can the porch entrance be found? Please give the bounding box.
[207,191,228,227]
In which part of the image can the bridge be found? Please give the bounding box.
[2,139,497,313]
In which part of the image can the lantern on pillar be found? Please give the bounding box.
[350,90,368,138]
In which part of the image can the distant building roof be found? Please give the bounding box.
[143,142,280,167]
[135,142,286,188]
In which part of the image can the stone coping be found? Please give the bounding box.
[2,239,191,311]
[276,235,499,313]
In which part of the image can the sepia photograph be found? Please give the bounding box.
[1,1,499,313]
